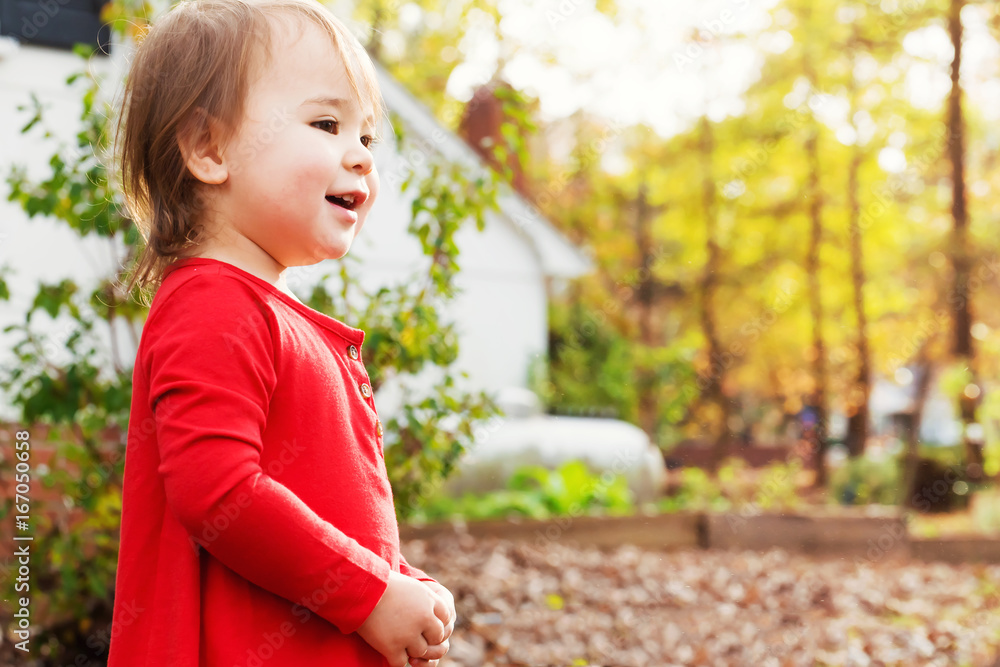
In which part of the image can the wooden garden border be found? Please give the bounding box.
[400,509,1000,564]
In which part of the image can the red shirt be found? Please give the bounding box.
[108,257,436,667]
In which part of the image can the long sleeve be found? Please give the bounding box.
[146,275,390,636]
[399,553,437,584]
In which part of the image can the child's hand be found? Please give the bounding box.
[356,571,449,667]
[407,580,456,667]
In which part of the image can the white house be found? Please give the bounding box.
[0,18,592,419]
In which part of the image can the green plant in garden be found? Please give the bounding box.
[716,457,804,512]
[506,460,633,516]
[656,466,730,513]
[716,457,752,502]
[1,30,510,661]
[412,487,552,522]
[408,460,635,522]
[655,458,804,514]
[829,453,903,506]
[753,459,803,511]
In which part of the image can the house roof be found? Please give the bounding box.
[374,61,594,280]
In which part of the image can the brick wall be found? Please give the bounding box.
[0,422,124,560]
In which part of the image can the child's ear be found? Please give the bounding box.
[177,108,229,185]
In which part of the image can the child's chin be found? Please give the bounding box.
[287,247,350,266]
[323,244,354,262]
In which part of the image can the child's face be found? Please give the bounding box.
[213,19,380,268]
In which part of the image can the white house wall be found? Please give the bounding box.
[0,44,126,421]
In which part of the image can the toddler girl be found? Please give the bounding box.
[107,1,455,665]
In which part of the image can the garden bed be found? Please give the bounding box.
[400,511,704,550]
[401,506,1000,563]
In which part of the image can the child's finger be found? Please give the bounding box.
[442,614,455,639]
[408,660,439,667]
[422,611,446,645]
[431,593,450,627]
[419,639,449,661]
[405,635,431,662]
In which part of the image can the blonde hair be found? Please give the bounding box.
[114,0,386,303]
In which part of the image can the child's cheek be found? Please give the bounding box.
[366,170,380,208]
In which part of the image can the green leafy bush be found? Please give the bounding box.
[534,300,698,444]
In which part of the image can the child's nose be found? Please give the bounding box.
[345,141,374,175]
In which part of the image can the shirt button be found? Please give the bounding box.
[376,419,384,437]
[348,345,359,360]
[360,383,372,398]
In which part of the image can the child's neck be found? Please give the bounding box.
[186,246,303,305]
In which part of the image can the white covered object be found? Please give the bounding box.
[442,395,667,504]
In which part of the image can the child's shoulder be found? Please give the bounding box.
[135,259,282,400]
[153,257,263,307]
[143,257,275,340]
[143,256,367,352]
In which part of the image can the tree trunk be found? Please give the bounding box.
[946,0,985,480]
[845,47,871,459]
[634,183,659,437]
[697,116,731,472]
[796,1,830,487]
[805,118,829,487]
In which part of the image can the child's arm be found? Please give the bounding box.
[145,276,395,636]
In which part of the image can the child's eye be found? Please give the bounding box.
[312,119,339,134]
[362,135,378,149]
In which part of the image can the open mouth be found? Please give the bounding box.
[326,193,362,211]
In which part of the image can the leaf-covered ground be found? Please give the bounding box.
[402,534,1000,667]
